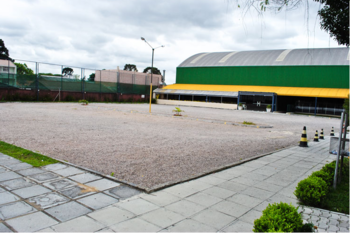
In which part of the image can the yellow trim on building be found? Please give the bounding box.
[163,84,349,99]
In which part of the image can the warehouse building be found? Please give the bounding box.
[155,48,349,115]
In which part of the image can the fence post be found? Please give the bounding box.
[99,70,102,101]
[333,111,345,189]
[36,62,39,101]
[61,65,63,100]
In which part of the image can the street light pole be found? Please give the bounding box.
[141,37,164,113]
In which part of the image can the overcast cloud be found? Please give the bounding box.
[1,0,343,84]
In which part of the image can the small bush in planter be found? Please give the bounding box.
[310,170,333,186]
[79,99,89,105]
[267,104,272,109]
[253,202,304,232]
[172,107,184,116]
[294,176,328,206]
[238,103,243,106]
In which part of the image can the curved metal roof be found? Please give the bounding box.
[178,48,349,67]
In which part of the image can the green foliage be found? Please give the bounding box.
[79,99,89,105]
[238,103,243,106]
[310,170,333,186]
[243,121,255,125]
[172,107,184,116]
[123,64,138,72]
[0,39,13,61]
[151,98,156,104]
[88,73,95,82]
[253,202,303,232]
[267,104,271,108]
[294,176,328,205]
[62,67,74,77]
[15,63,34,75]
[143,67,161,75]
[299,223,315,232]
[110,172,115,176]
[39,73,62,77]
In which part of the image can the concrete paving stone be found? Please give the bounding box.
[0,223,12,232]
[45,201,92,222]
[318,216,329,224]
[0,177,35,191]
[270,172,300,182]
[17,167,45,176]
[253,181,284,193]
[327,225,339,232]
[218,181,249,193]
[267,193,299,207]
[51,216,104,232]
[316,222,329,230]
[185,192,222,207]
[28,192,69,209]
[241,187,275,200]
[339,215,349,221]
[202,186,236,199]
[165,199,206,218]
[42,163,67,171]
[195,175,227,185]
[85,179,120,191]
[242,161,268,169]
[239,209,262,224]
[0,167,7,174]
[264,176,294,187]
[268,161,292,169]
[28,172,61,183]
[239,172,269,181]
[294,161,319,169]
[53,166,84,177]
[303,207,313,214]
[191,208,235,230]
[68,172,102,183]
[163,183,201,198]
[141,208,185,228]
[0,172,21,182]
[6,211,58,232]
[140,191,181,206]
[104,185,141,200]
[339,220,349,228]
[0,192,20,205]
[0,159,21,166]
[0,187,5,193]
[88,206,134,226]
[0,201,36,220]
[227,193,263,208]
[302,213,311,220]
[37,227,55,232]
[109,217,162,232]
[226,166,253,174]
[309,215,320,223]
[12,185,51,199]
[254,201,270,212]
[165,219,216,232]
[60,185,96,199]
[211,200,251,218]
[77,193,119,210]
[317,227,328,232]
[4,162,32,171]
[277,187,298,199]
[251,166,281,176]
[211,170,240,180]
[96,227,114,232]
[43,178,77,191]
[223,220,254,232]
[116,198,159,215]
[339,226,349,232]
[330,213,341,220]
[328,218,339,226]
[185,180,212,192]
[230,177,259,186]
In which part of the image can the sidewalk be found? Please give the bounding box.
[0,136,349,232]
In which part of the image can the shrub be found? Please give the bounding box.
[151,98,157,104]
[78,99,89,105]
[267,104,272,108]
[65,95,75,102]
[294,176,328,206]
[310,170,333,186]
[253,202,303,232]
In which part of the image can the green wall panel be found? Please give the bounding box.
[176,66,349,88]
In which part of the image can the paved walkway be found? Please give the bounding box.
[0,135,349,232]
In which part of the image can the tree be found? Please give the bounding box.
[62,67,74,77]
[0,39,14,61]
[88,73,95,82]
[15,63,34,75]
[123,64,138,72]
[143,67,161,75]
[236,0,349,46]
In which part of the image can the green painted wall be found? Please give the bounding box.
[176,66,349,88]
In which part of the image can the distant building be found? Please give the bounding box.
[0,59,16,75]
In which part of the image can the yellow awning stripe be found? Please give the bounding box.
[163,84,349,99]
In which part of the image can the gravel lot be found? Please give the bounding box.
[0,102,340,191]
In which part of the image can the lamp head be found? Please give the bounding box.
[141,37,145,41]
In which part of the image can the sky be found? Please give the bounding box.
[1,0,344,84]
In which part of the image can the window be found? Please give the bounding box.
[3,67,9,72]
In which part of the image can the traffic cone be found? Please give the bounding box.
[330,127,335,136]
[319,129,324,140]
[313,130,319,142]
[299,126,308,147]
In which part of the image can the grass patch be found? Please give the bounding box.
[242,121,255,125]
[0,141,59,167]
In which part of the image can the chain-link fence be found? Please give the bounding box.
[0,59,161,102]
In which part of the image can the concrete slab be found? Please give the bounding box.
[239,209,262,224]
[12,185,51,199]
[0,167,7,174]
[53,166,84,177]
[45,201,92,222]
[4,162,32,171]
[252,166,281,176]
[202,186,236,199]
[0,187,5,193]
[165,200,205,218]
[0,192,20,205]
[163,183,200,198]
[88,206,134,226]
[227,193,263,208]
[252,181,284,193]
[17,167,45,176]
[0,201,36,220]
[51,216,104,232]
[28,172,61,183]
[185,192,222,207]
[241,187,275,200]
[0,178,35,191]
[28,192,69,209]
[43,178,77,191]
[218,181,249,193]
[77,193,119,210]
[229,177,259,186]
[253,201,271,212]
[60,185,96,199]
[267,193,299,207]
[42,163,67,171]
[0,159,21,166]
[140,191,181,207]
[104,185,141,199]
[109,217,162,232]
[68,173,102,183]
[117,198,159,215]
[5,212,58,232]
[0,223,12,232]
[191,208,235,230]
[211,170,239,180]
[240,172,269,181]
[141,208,185,229]
[0,172,21,182]
[222,220,254,232]
[211,200,251,218]
[85,179,120,191]
[194,175,227,185]
[165,219,216,232]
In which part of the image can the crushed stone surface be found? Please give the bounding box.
[0,102,340,190]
